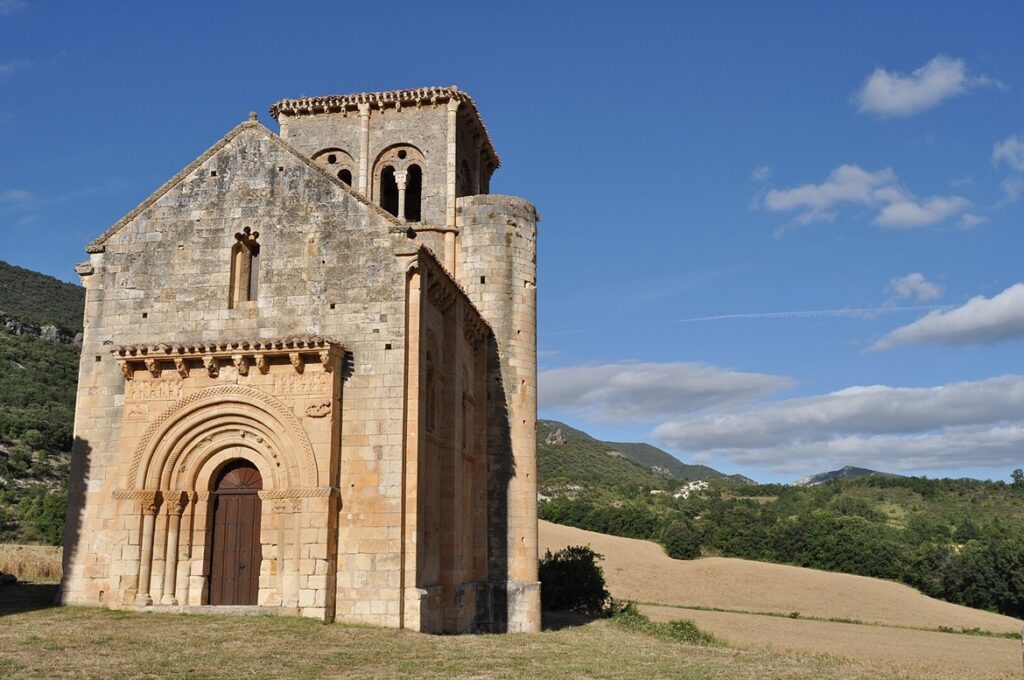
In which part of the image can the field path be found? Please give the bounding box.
[540,520,1024,679]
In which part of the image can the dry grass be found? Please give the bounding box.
[540,521,1022,633]
[0,591,898,679]
[0,544,62,583]
[540,521,1024,680]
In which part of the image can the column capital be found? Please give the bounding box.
[357,102,371,117]
[447,98,461,113]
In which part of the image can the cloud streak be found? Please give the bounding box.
[872,283,1024,350]
[855,56,1000,118]
[675,304,947,324]
[539,362,793,424]
[652,376,1024,474]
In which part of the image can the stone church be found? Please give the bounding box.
[60,86,540,633]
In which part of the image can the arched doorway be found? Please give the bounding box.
[209,459,263,605]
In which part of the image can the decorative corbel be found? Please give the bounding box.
[144,358,160,378]
[232,354,249,376]
[173,357,189,379]
[255,354,269,375]
[119,360,134,381]
[203,355,220,378]
[319,350,333,372]
[289,352,304,374]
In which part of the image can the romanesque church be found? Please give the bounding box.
[60,86,540,633]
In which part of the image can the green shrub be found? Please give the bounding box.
[538,545,610,615]
[611,602,719,646]
[661,520,700,559]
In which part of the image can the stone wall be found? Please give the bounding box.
[64,122,412,623]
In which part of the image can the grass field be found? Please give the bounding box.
[2,533,1022,679]
[0,590,912,680]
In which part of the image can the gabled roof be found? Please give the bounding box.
[85,118,404,254]
[269,85,500,169]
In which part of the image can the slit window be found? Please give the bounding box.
[229,227,260,309]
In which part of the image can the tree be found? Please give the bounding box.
[1011,469,1024,489]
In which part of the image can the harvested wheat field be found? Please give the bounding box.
[541,520,1024,680]
[0,544,62,583]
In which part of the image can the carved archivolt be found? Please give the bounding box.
[128,384,319,491]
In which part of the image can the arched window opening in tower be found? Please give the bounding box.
[229,227,260,309]
[337,169,352,186]
[380,166,399,217]
[405,164,422,222]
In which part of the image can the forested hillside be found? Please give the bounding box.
[0,260,83,544]
[539,453,1024,618]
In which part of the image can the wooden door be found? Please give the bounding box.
[209,461,262,606]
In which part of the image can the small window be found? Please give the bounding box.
[337,169,352,186]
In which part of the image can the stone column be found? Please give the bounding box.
[135,493,160,606]
[160,492,187,605]
[445,98,460,273]
[358,103,371,195]
[394,170,408,222]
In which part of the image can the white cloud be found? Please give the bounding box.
[998,177,1024,206]
[887,273,942,303]
[652,376,1024,474]
[875,195,971,228]
[855,56,1000,118]
[959,213,988,229]
[538,362,793,424]
[0,0,26,16]
[750,166,772,182]
[992,135,1024,172]
[873,283,1024,350]
[0,188,32,203]
[763,165,902,224]
[0,59,32,78]
[764,164,969,229]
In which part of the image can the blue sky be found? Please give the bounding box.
[2,2,1023,482]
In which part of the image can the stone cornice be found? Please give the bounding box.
[113,337,343,380]
[269,85,500,170]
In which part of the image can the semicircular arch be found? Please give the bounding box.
[129,384,318,490]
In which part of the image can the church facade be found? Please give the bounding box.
[60,86,540,633]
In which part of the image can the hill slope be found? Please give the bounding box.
[0,260,83,543]
[793,465,901,487]
[0,260,84,333]
[537,419,739,495]
[540,520,1023,679]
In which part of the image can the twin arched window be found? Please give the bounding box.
[310,144,425,222]
[374,145,424,222]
